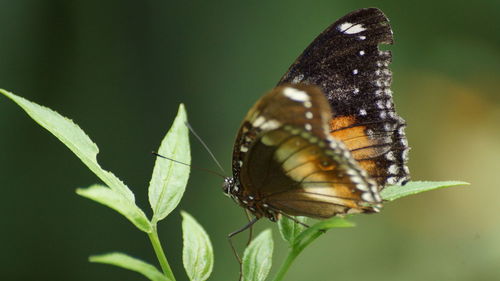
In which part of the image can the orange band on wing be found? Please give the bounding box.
[330,116,377,154]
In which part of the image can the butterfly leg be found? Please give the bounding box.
[228,217,260,262]
[277,212,310,228]
[228,216,260,281]
[244,209,254,247]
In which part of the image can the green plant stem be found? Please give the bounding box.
[271,248,300,281]
[148,225,176,281]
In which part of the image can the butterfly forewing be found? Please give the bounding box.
[278,8,410,187]
[230,85,381,220]
[224,8,410,225]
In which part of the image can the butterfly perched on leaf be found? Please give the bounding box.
[223,8,410,223]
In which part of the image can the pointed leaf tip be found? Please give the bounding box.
[381,180,469,201]
[0,89,136,201]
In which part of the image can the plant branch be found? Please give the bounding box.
[148,225,176,281]
[271,248,300,281]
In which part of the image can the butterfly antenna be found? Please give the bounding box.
[244,209,254,247]
[152,151,226,179]
[185,121,226,174]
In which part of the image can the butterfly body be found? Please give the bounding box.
[224,8,409,221]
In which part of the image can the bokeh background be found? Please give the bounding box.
[1,1,499,280]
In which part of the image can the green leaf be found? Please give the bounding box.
[277,216,307,246]
[89,252,170,281]
[293,217,354,253]
[242,229,274,281]
[0,89,135,202]
[181,211,214,281]
[381,181,469,201]
[149,104,191,223]
[77,184,152,232]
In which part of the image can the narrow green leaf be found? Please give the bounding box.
[381,181,469,201]
[242,229,274,281]
[149,104,191,223]
[181,211,214,281]
[0,89,135,201]
[90,252,170,281]
[77,185,152,232]
[293,217,354,253]
[277,216,307,245]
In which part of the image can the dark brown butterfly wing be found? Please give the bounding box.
[231,84,381,219]
[278,8,410,187]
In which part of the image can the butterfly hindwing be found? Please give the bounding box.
[278,8,410,187]
[231,85,381,219]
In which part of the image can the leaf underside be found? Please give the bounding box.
[90,252,170,281]
[0,89,151,232]
[381,180,469,201]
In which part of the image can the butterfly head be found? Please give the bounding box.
[222,177,235,197]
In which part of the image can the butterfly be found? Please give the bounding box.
[223,8,410,224]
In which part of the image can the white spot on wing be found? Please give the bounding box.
[361,192,375,202]
[386,177,398,185]
[283,87,310,102]
[291,74,304,84]
[403,165,410,174]
[359,109,367,116]
[376,100,385,109]
[384,122,393,131]
[352,69,359,75]
[260,119,281,130]
[305,123,312,131]
[252,116,265,127]
[388,164,399,174]
[305,111,313,119]
[356,183,369,191]
[398,126,406,136]
[402,148,410,160]
[338,22,366,34]
[385,151,395,161]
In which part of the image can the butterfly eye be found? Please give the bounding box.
[222,177,233,194]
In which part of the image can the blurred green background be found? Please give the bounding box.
[1,1,499,280]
